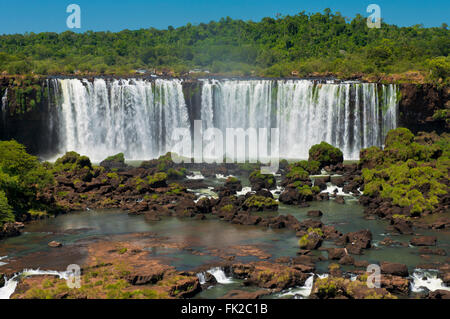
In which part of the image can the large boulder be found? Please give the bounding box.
[308,142,343,168]
[380,262,409,277]
[100,153,128,171]
[410,236,437,246]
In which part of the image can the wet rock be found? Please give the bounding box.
[195,197,212,214]
[322,225,342,240]
[327,248,346,260]
[224,177,243,193]
[169,276,201,298]
[307,210,323,217]
[221,289,270,299]
[144,211,161,221]
[427,290,450,299]
[48,241,63,248]
[334,196,345,204]
[0,275,4,288]
[380,262,409,277]
[0,222,24,239]
[126,269,166,285]
[391,218,413,235]
[330,176,345,187]
[410,236,437,246]
[380,275,410,295]
[338,254,354,265]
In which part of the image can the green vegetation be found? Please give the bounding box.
[249,170,276,189]
[103,153,125,163]
[0,140,54,225]
[309,142,344,168]
[243,195,278,211]
[298,227,324,248]
[360,128,449,215]
[0,10,448,82]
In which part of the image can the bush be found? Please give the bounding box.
[308,142,343,168]
[0,140,54,220]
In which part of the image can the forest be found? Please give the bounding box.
[0,9,449,82]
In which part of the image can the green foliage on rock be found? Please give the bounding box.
[243,195,278,211]
[103,153,125,163]
[360,128,449,215]
[308,142,343,168]
[249,170,276,189]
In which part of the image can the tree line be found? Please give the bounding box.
[0,9,448,82]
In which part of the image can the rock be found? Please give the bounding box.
[169,276,201,298]
[0,222,24,239]
[221,289,270,299]
[327,248,346,260]
[380,262,409,277]
[144,212,161,221]
[307,210,323,217]
[334,196,345,204]
[339,229,372,254]
[48,241,62,248]
[391,218,413,235]
[380,275,410,295]
[310,276,396,299]
[410,236,437,246]
[126,269,166,285]
[338,254,354,265]
[243,261,308,290]
[427,289,450,299]
[224,177,243,193]
[0,275,4,288]
[330,176,345,187]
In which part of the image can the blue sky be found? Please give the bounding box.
[0,0,448,35]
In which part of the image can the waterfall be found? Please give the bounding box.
[206,267,234,284]
[53,78,398,161]
[57,78,189,161]
[1,88,7,125]
[201,79,398,160]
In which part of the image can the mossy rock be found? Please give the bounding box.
[308,142,343,168]
[243,195,278,211]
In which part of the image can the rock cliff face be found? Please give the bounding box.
[398,83,449,134]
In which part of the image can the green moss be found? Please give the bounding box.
[103,153,125,163]
[243,195,278,210]
[309,142,343,168]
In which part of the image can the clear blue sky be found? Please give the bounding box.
[0,0,448,35]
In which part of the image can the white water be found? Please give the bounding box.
[206,267,234,284]
[410,269,450,293]
[277,274,315,298]
[0,269,70,299]
[1,88,7,125]
[186,171,205,180]
[57,78,190,161]
[201,79,398,160]
[0,256,7,267]
[53,78,398,161]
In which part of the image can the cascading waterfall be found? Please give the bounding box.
[201,79,398,160]
[1,88,7,125]
[53,78,397,161]
[57,78,189,161]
